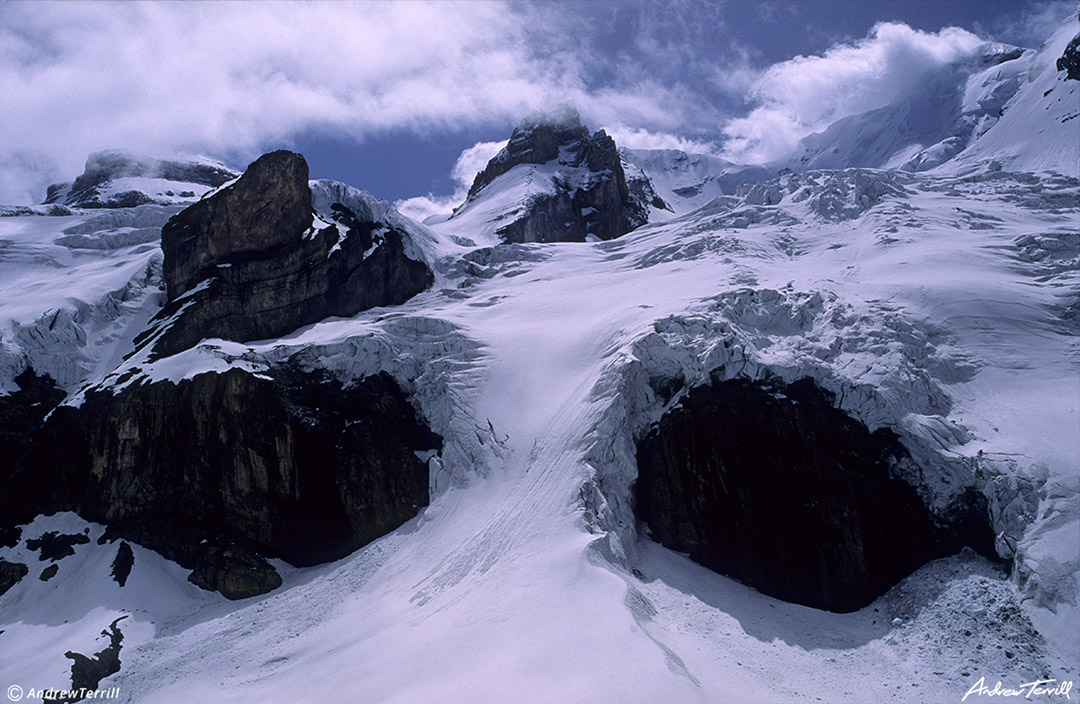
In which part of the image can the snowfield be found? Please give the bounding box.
[2,159,1076,702]
[1,15,1078,704]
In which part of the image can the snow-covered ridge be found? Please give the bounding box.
[44,151,239,210]
[621,148,773,215]
[1,16,1079,697]
[944,13,1080,177]
[309,178,438,265]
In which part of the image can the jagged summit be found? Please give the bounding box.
[450,106,658,244]
[0,13,1077,701]
[44,151,238,209]
[467,107,593,199]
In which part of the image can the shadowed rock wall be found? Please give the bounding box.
[635,376,996,612]
[2,367,440,599]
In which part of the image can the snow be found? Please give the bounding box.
[310,179,437,265]
[622,148,773,215]
[944,14,1080,177]
[0,513,223,696]
[1,19,1078,701]
[0,208,166,391]
[94,176,213,204]
[440,162,560,247]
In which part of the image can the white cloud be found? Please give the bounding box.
[604,126,717,155]
[979,0,1077,49]
[1,3,1049,204]
[721,22,985,163]
[0,3,550,202]
[396,139,507,223]
[451,141,508,194]
[0,2,717,204]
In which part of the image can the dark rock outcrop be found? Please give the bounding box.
[0,370,64,551]
[57,616,127,704]
[0,370,65,494]
[26,531,91,561]
[461,108,652,243]
[3,366,439,599]
[1058,32,1080,81]
[635,377,996,612]
[186,542,282,599]
[0,525,20,549]
[0,559,28,596]
[110,542,134,587]
[148,150,431,356]
[161,150,312,299]
[44,151,238,209]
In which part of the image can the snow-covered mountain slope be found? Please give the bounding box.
[2,158,1076,701]
[0,205,171,392]
[44,151,239,209]
[2,17,1078,703]
[944,14,1080,177]
[782,42,1032,174]
[621,148,773,215]
[782,15,1080,180]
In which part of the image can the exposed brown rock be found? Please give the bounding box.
[150,150,431,356]
[161,150,312,299]
[0,559,28,596]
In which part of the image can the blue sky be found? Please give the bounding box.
[0,0,1074,206]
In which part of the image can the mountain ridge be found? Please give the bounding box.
[0,14,1077,702]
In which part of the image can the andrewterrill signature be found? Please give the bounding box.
[963,677,1074,701]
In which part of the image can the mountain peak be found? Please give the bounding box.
[450,108,658,243]
[466,106,593,200]
[44,151,238,209]
[517,104,585,132]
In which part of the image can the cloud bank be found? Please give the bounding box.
[0,3,1067,204]
[0,2,716,204]
[722,22,985,163]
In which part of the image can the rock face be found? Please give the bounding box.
[462,108,652,243]
[161,150,312,298]
[0,369,65,492]
[3,366,440,599]
[44,151,238,209]
[635,377,996,612]
[0,558,28,596]
[110,542,134,587]
[150,150,431,356]
[1058,32,1080,81]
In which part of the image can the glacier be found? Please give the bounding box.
[0,13,1078,704]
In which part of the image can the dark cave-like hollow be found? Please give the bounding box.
[634,376,997,612]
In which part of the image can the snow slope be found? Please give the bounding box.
[0,205,171,392]
[2,160,1076,702]
[2,18,1079,701]
[779,40,1037,175]
[621,148,773,215]
[944,14,1080,177]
